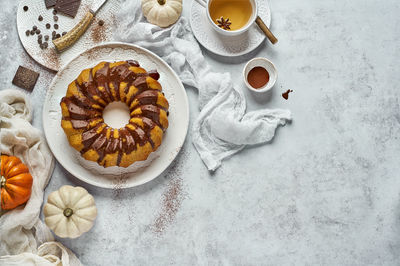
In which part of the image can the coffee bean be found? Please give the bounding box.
[36,29,41,34]
[53,9,57,15]
[46,23,51,29]
[38,34,42,39]
[23,6,28,12]
[38,38,42,44]
[30,30,35,35]
[98,20,104,26]
[54,16,58,22]
[32,26,37,31]
[56,33,61,38]
[40,43,44,49]
[25,30,30,36]
[52,31,56,36]
[38,15,43,21]
[43,42,48,49]
[62,32,67,36]
[44,35,49,41]
[54,24,59,30]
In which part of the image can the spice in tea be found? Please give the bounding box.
[209,0,252,30]
[216,16,231,30]
[247,66,270,89]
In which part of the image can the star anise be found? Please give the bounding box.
[216,16,232,30]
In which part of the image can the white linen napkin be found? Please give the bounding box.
[115,0,291,171]
[0,89,81,266]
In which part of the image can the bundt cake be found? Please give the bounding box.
[60,60,169,168]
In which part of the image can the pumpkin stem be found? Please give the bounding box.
[0,176,5,188]
[63,208,73,217]
[157,0,166,5]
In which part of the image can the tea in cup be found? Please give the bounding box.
[206,0,258,36]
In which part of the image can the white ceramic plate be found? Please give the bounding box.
[190,0,271,57]
[43,42,189,189]
[16,0,120,71]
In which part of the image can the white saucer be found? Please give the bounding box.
[190,0,271,57]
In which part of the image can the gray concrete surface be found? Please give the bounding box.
[1,0,399,265]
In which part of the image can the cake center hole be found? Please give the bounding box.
[102,101,131,129]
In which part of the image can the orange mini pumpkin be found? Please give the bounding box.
[1,155,33,210]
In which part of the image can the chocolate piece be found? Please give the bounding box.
[38,15,43,21]
[55,0,81,18]
[148,70,160,80]
[12,66,39,91]
[54,24,59,29]
[46,23,51,29]
[23,6,28,11]
[127,60,139,67]
[70,119,88,129]
[132,76,148,90]
[45,0,57,9]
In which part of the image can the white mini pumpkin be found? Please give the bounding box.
[44,185,97,239]
[141,0,183,28]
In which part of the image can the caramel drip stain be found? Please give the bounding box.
[282,89,293,100]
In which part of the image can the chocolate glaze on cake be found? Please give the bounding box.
[60,60,169,168]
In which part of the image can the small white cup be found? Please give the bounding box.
[206,0,258,36]
[243,57,277,93]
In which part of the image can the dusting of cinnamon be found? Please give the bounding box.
[152,177,183,234]
[42,48,60,71]
[282,89,293,100]
[91,18,107,43]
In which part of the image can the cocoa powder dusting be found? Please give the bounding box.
[112,174,128,199]
[152,177,184,234]
[91,18,107,43]
[42,48,60,70]
[110,174,129,219]
[151,149,188,234]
